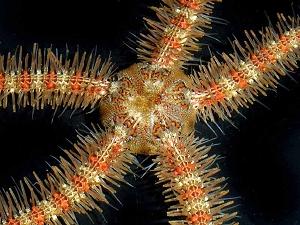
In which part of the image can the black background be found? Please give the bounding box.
[0,0,299,224]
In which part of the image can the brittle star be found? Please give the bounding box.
[0,0,299,225]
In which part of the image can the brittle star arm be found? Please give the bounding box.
[0,45,114,112]
[0,125,134,225]
[188,14,300,123]
[154,132,237,225]
[137,0,221,69]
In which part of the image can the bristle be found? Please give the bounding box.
[0,125,134,225]
[189,14,300,123]
[137,0,221,70]
[0,44,114,112]
[154,132,237,225]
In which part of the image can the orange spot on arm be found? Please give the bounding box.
[7,218,21,225]
[45,72,57,90]
[70,72,83,92]
[0,73,5,91]
[174,162,196,176]
[187,211,212,224]
[52,192,70,212]
[31,206,45,225]
[171,16,190,29]
[230,70,248,89]
[181,186,205,200]
[88,154,110,172]
[20,71,32,92]
[162,36,181,49]
[72,175,90,192]
[211,84,225,101]
[179,0,201,10]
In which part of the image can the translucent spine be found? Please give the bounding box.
[189,15,300,122]
[138,0,221,69]
[0,45,113,112]
[0,126,133,225]
[154,132,237,225]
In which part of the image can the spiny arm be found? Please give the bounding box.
[137,0,221,70]
[188,14,300,123]
[154,132,237,225]
[0,45,114,112]
[0,125,134,225]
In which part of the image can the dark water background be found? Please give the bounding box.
[0,0,299,224]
